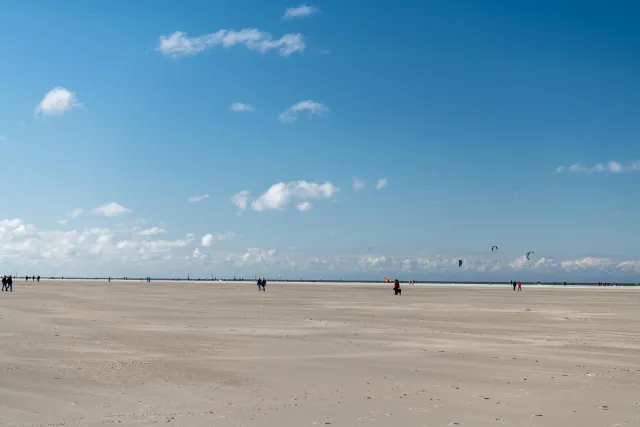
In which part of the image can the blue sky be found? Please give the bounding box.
[0,1,639,280]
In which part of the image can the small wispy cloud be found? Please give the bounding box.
[231,190,250,214]
[296,201,312,212]
[136,227,167,236]
[279,100,328,123]
[57,219,68,225]
[283,4,320,21]
[230,102,255,112]
[188,194,209,203]
[69,208,84,218]
[554,161,640,174]
[0,136,7,142]
[352,177,364,191]
[35,87,82,117]
[157,29,305,58]
[376,177,388,190]
[93,202,132,217]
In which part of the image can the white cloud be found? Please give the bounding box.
[296,202,312,212]
[283,4,320,20]
[69,208,84,218]
[231,190,250,213]
[2,217,640,280]
[136,227,167,236]
[554,160,640,174]
[376,178,388,190]
[201,234,214,247]
[224,248,278,267]
[560,257,615,270]
[201,232,234,247]
[352,178,364,191]
[35,87,82,117]
[157,29,305,58]
[249,181,339,212]
[279,100,328,123]
[358,256,388,268]
[192,248,205,259]
[230,102,255,112]
[93,202,132,217]
[188,194,209,204]
[57,220,68,225]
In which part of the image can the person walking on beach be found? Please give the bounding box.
[393,279,401,295]
[512,280,516,291]
[6,275,12,292]
[261,278,266,292]
[517,281,522,291]
[1,275,6,292]
[257,278,262,291]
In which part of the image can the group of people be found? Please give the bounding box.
[24,275,40,282]
[510,280,522,291]
[2,275,13,292]
[256,278,267,292]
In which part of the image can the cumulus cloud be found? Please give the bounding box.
[224,248,278,267]
[279,100,328,123]
[560,257,615,270]
[2,217,640,280]
[35,87,82,117]
[192,248,205,259]
[157,29,305,58]
[188,194,209,204]
[235,181,338,213]
[376,178,388,190]
[136,227,167,236]
[296,202,312,212]
[283,4,320,20]
[554,161,640,174]
[201,232,234,247]
[231,190,250,213]
[352,178,364,191]
[93,202,132,217]
[230,102,255,112]
[358,256,388,268]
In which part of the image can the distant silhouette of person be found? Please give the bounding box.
[7,275,12,292]
[257,278,262,291]
[32,276,35,282]
[393,279,401,295]
[261,278,267,292]
[1,276,6,292]
[512,280,516,291]
[517,281,522,291]
[37,275,40,282]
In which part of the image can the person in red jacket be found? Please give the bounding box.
[517,281,522,291]
[393,279,401,296]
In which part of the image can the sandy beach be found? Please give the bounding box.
[1,280,639,426]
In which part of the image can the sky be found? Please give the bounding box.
[0,0,639,281]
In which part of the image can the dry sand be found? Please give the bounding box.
[1,280,639,426]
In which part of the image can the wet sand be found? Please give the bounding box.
[1,281,639,426]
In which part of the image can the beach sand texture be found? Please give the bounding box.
[1,281,639,426]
